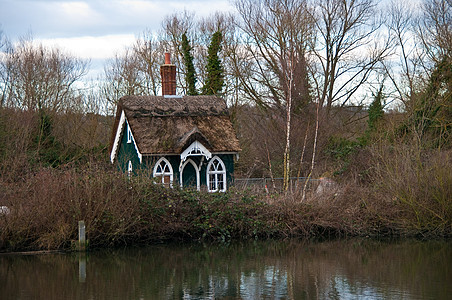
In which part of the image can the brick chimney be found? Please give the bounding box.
[160,52,176,96]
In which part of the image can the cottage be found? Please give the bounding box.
[109,53,240,192]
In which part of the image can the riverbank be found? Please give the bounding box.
[1,163,450,253]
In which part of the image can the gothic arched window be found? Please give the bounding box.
[207,156,226,192]
[153,157,173,187]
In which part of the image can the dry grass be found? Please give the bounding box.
[368,143,452,236]
[1,145,450,252]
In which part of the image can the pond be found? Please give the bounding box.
[1,239,451,299]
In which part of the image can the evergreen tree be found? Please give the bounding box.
[367,85,385,134]
[202,31,224,95]
[181,32,198,95]
[361,84,385,145]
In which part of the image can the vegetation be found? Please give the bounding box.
[202,31,224,95]
[181,32,198,96]
[0,0,451,251]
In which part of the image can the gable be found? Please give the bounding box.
[110,110,142,164]
[180,141,212,162]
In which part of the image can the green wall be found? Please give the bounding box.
[116,122,236,190]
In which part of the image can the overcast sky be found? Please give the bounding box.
[0,0,235,78]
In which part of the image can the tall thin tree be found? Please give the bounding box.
[181,32,198,95]
[202,31,224,95]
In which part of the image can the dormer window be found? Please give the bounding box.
[207,156,226,192]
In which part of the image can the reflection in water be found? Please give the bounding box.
[1,239,451,299]
[78,254,86,283]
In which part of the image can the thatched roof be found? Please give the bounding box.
[110,95,241,156]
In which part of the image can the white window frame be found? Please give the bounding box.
[153,157,174,187]
[127,123,132,143]
[206,156,227,192]
[127,160,133,176]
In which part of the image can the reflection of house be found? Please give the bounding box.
[109,53,240,192]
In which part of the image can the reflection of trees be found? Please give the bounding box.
[0,240,450,299]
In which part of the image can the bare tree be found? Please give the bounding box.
[381,0,419,107]
[234,0,313,110]
[417,0,451,64]
[102,33,164,111]
[382,0,450,111]
[309,0,391,115]
[0,28,10,107]
[1,37,88,113]
[235,0,314,190]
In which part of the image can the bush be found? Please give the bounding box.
[369,143,452,236]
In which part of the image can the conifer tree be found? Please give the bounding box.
[361,84,385,144]
[367,85,384,134]
[181,32,197,95]
[202,31,224,95]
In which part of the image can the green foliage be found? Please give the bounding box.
[32,111,78,167]
[181,33,198,96]
[202,31,224,95]
[401,56,452,148]
[325,136,363,175]
[365,85,385,140]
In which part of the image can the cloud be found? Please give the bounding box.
[0,0,234,39]
[1,0,234,79]
[37,34,136,59]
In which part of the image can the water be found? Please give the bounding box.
[1,239,451,299]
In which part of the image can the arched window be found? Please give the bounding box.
[207,156,226,192]
[153,157,173,187]
[127,160,133,176]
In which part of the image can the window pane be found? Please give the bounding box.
[209,174,216,191]
[218,175,224,190]
[163,175,171,187]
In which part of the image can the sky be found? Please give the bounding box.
[0,0,235,78]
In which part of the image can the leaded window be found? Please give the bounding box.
[153,157,173,187]
[207,156,226,192]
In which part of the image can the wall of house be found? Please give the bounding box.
[143,155,180,180]
[143,153,236,190]
[219,154,235,185]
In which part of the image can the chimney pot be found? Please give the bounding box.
[165,52,171,64]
